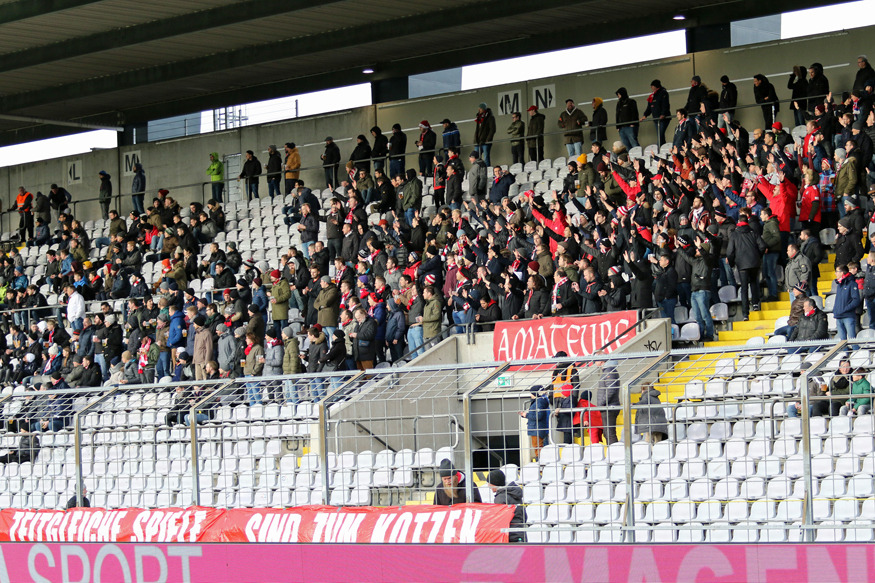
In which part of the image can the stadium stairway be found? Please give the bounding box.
[704,253,837,348]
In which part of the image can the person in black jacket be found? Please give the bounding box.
[349,134,372,174]
[788,66,809,127]
[501,275,523,322]
[264,145,282,199]
[651,252,678,323]
[718,75,738,130]
[513,275,550,320]
[0,427,39,465]
[321,137,341,189]
[641,79,671,146]
[574,266,603,314]
[753,74,780,128]
[388,124,407,179]
[238,150,262,200]
[434,460,482,506]
[370,126,389,172]
[807,62,830,114]
[615,87,639,150]
[590,98,608,144]
[475,294,501,331]
[685,75,709,119]
[415,121,437,177]
[486,469,526,542]
[726,210,765,319]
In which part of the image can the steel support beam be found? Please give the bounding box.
[0,0,344,73]
[0,0,101,24]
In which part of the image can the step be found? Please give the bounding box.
[748,309,788,320]
[730,319,777,332]
[718,329,763,342]
[704,339,763,348]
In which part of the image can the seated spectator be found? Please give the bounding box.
[485,469,526,542]
[776,284,809,339]
[65,486,90,509]
[0,427,40,465]
[634,383,669,443]
[434,459,481,506]
[789,296,828,344]
[788,361,826,418]
[840,368,872,416]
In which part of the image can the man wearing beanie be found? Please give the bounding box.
[192,314,213,380]
[246,303,266,347]
[434,459,482,506]
[487,469,527,542]
[267,269,290,337]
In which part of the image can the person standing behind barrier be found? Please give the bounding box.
[595,360,621,445]
[349,308,377,371]
[388,124,407,179]
[206,153,225,202]
[526,106,545,163]
[641,80,671,147]
[507,112,525,165]
[265,145,282,199]
[239,150,262,200]
[131,162,146,215]
[282,143,300,195]
[558,99,587,158]
[97,171,112,220]
[522,386,550,459]
[615,88,639,150]
[322,137,341,190]
[834,264,861,341]
[416,121,437,177]
[474,103,496,166]
[370,127,388,172]
[753,74,779,128]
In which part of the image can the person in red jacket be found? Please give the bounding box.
[528,191,568,255]
[798,168,822,234]
[757,169,797,251]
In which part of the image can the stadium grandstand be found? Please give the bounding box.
[1,0,875,579]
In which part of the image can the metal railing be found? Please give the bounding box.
[3,341,875,543]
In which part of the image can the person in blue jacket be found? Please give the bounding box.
[834,264,861,341]
[520,385,551,462]
[167,304,187,349]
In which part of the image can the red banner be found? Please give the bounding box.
[493,311,638,360]
[0,504,513,544]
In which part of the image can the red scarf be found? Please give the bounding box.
[244,344,254,356]
[138,338,151,374]
[804,308,815,317]
[552,276,568,306]
[523,289,533,311]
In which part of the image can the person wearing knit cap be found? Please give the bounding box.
[474,102,496,166]
[434,459,481,506]
[416,120,436,176]
[486,469,527,542]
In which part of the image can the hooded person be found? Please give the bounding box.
[486,469,527,543]
[433,459,482,506]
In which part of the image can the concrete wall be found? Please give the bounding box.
[2,26,869,233]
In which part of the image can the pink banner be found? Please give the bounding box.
[492,311,638,361]
[1,543,872,582]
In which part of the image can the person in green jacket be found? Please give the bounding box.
[841,369,872,416]
[206,152,224,203]
[267,269,290,337]
[507,112,525,165]
[421,286,443,341]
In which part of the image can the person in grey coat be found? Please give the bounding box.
[263,328,284,377]
[595,360,621,445]
[216,324,237,376]
[634,384,669,443]
[467,152,488,202]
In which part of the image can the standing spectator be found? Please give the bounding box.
[440,119,461,154]
[675,236,716,341]
[283,143,300,194]
[296,203,318,260]
[131,162,146,215]
[641,79,671,146]
[415,121,437,177]
[15,187,34,243]
[350,308,377,370]
[48,183,71,225]
[388,124,407,178]
[265,145,282,199]
[206,152,224,202]
[243,332,264,405]
[760,208,782,302]
[31,190,51,232]
[349,134,372,174]
[685,75,709,118]
[864,253,875,328]
[596,360,621,445]
[467,151,488,203]
[192,315,213,381]
[314,275,340,341]
[800,229,826,297]
[726,211,764,320]
[263,328,284,378]
[98,171,112,220]
[216,324,236,377]
[558,99,587,158]
[718,75,738,130]
[788,66,809,127]
[753,74,779,127]
[520,385,550,461]
[421,286,443,343]
[652,252,678,323]
[322,137,341,189]
[786,244,812,295]
[589,97,608,144]
[834,264,861,340]
[798,169,822,233]
[267,269,290,338]
[370,126,388,172]
[473,103,496,166]
[526,105,546,163]
[835,217,864,269]
[615,87,639,149]
[807,62,830,114]
[65,284,85,333]
[238,150,262,200]
[384,298,406,363]
[507,112,525,165]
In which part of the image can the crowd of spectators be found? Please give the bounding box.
[2,55,875,424]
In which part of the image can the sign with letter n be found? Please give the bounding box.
[496,90,521,116]
[532,84,556,110]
